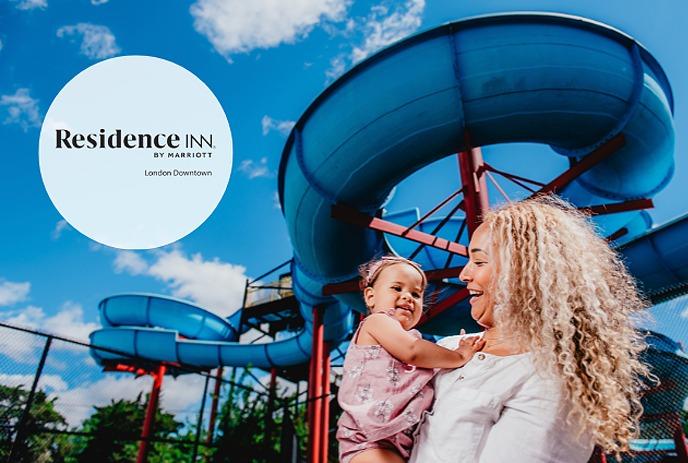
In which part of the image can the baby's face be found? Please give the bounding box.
[364,263,425,330]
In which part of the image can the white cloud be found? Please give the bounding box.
[51,372,206,426]
[0,373,68,392]
[321,17,356,37]
[91,0,110,4]
[51,219,70,240]
[158,374,207,416]
[0,279,30,306]
[0,302,99,350]
[261,115,295,136]
[45,302,100,341]
[109,248,249,316]
[325,0,424,81]
[273,191,281,210]
[56,23,120,60]
[238,157,271,179]
[190,0,349,61]
[0,88,41,130]
[52,374,146,426]
[0,322,43,363]
[114,250,149,275]
[325,55,346,81]
[14,0,47,10]
[0,359,207,427]
[351,0,423,63]
[146,249,248,317]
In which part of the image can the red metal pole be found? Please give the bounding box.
[137,364,166,463]
[306,340,314,458]
[674,425,688,462]
[309,306,324,463]
[458,134,488,236]
[586,447,606,463]
[331,204,468,256]
[205,366,224,445]
[534,134,624,196]
[320,344,331,463]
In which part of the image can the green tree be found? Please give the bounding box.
[0,384,68,463]
[212,368,285,463]
[72,393,183,463]
[211,367,323,463]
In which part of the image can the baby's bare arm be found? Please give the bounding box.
[364,314,484,368]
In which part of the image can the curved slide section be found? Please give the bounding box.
[98,294,239,341]
[619,212,688,302]
[279,12,674,320]
[91,290,353,369]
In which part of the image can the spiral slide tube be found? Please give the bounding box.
[91,12,682,370]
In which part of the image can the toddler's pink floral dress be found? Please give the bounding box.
[336,312,436,462]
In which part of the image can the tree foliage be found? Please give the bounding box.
[71,393,182,463]
[0,384,68,463]
[212,368,308,463]
[0,367,322,463]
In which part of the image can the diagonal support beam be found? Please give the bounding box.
[419,287,469,326]
[578,198,653,216]
[405,188,463,232]
[408,200,465,261]
[331,203,468,256]
[605,227,628,242]
[481,162,546,188]
[323,266,465,296]
[533,134,625,196]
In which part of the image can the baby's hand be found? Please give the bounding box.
[454,331,485,362]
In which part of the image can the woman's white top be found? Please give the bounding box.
[409,335,594,463]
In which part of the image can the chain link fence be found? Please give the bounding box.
[2,294,688,463]
[0,322,311,463]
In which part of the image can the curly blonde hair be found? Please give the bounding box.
[483,195,650,457]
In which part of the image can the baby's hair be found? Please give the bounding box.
[358,255,428,292]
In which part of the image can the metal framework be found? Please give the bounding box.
[329,132,657,327]
[326,133,688,463]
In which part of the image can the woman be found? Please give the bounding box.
[409,196,650,462]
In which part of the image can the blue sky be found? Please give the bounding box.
[1,0,687,424]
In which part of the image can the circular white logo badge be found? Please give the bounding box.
[39,55,232,249]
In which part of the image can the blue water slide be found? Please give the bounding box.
[91,12,682,370]
[90,267,354,369]
[619,213,688,303]
[279,12,674,319]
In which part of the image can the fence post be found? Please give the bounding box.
[191,373,211,463]
[9,335,53,462]
[280,403,298,463]
[205,366,223,446]
[265,367,277,450]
